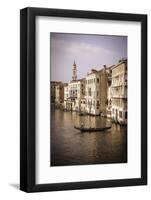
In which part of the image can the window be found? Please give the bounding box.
[125,65,127,71]
[97,78,99,83]
[97,100,99,109]
[125,111,127,119]
[119,111,122,118]
[88,88,91,96]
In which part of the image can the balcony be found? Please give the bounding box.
[112,94,127,99]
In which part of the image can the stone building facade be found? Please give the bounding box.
[63,61,86,111]
[55,82,65,108]
[51,81,61,103]
[111,59,127,125]
[52,59,127,125]
[84,66,109,116]
[64,79,85,111]
[85,69,101,115]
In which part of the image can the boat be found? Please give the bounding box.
[74,126,111,132]
[78,112,86,116]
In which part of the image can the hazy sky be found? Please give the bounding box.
[50,33,127,83]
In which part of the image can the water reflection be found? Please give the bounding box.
[51,107,127,166]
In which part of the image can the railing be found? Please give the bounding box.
[111,94,127,99]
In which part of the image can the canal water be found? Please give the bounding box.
[51,106,127,166]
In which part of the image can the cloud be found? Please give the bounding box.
[50,34,127,82]
[51,38,118,63]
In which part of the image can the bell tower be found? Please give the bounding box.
[72,60,77,81]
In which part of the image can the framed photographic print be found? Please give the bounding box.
[20,7,147,192]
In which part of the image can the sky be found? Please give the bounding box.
[50,33,127,83]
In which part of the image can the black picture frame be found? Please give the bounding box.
[20,7,147,192]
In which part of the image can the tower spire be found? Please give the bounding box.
[72,60,77,81]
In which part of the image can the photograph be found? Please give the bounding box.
[50,33,127,166]
[20,7,147,192]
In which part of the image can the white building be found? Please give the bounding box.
[85,69,101,115]
[65,79,85,111]
[85,67,109,116]
[111,59,127,125]
[64,61,85,112]
[64,84,69,101]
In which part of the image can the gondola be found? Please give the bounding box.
[74,126,111,132]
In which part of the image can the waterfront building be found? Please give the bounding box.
[85,69,101,115]
[64,78,85,111]
[51,81,61,103]
[63,84,71,110]
[111,59,127,125]
[62,59,127,124]
[64,61,86,111]
[71,78,85,112]
[64,84,69,101]
[85,66,109,116]
[55,82,65,108]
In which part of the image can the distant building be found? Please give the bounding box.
[55,82,65,108]
[64,78,85,111]
[51,81,61,103]
[72,60,77,81]
[64,61,86,111]
[72,78,85,112]
[64,84,69,101]
[64,61,78,111]
[111,59,127,125]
